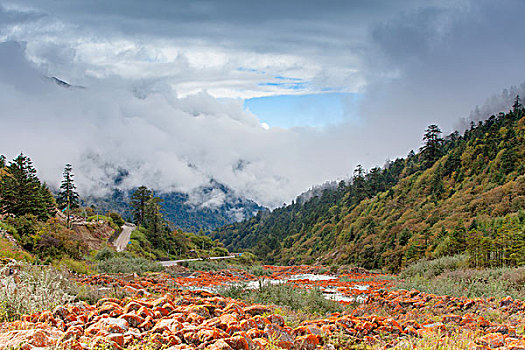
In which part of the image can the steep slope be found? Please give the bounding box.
[213,104,525,271]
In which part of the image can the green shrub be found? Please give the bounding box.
[210,247,229,257]
[87,215,118,231]
[96,255,163,274]
[54,257,95,275]
[0,261,75,321]
[236,252,258,265]
[218,280,343,316]
[108,212,125,227]
[399,254,469,279]
[0,220,17,235]
[397,265,525,299]
[95,246,115,261]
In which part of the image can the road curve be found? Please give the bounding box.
[114,223,136,252]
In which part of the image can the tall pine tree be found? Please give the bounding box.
[56,164,79,227]
[420,124,444,168]
[0,153,47,218]
[130,186,153,226]
[56,164,79,210]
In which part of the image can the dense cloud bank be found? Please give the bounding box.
[1,1,525,206]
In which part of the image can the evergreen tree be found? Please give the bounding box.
[420,124,444,168]
[56,164,79,210]
[39,183,57,219]
[0,153,44,218]
[130,186,153,225]
[351,164,368,204]
[512,95,523,115]
[0,155,5,169]
[56,164,79,228]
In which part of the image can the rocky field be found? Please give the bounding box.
[0,264,524,350]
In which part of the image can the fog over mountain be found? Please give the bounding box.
[1,1,525,208]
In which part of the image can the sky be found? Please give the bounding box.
[1,0,525,208]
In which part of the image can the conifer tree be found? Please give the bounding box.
[0,153,43,217]
[130,186,153,225]
[56,164,79,227]
[0,155,5,169]
[56,164,79,210]
[512,95,523,115]
[420,124,444,168]
[39,183,57,219]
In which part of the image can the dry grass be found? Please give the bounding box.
[0,261,75,321]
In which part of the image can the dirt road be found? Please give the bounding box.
[113,223,136,252]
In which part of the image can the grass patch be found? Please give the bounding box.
[0,261,75,321]
[397,257,525,299]
[96,255,164,275]
[218,280,344,316]
[399,255,469,279]
[0,260,135,321]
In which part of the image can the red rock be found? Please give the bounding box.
[123,301,143,314]
[264,323,294,349]
[107,333,125,347]
[151,319,183,333]
[59,326,83,342]
[442,314,462,324]
[225,335,250,350]
[239,319,258,332]
[266,314,285,327]
[119,313,145,328]
[0,329,61,349]
[295,334,321,350]
[243,305,271,316]
[59,339,83,350]
[252,316,270,330]
[206,339,234,350]
[188,312,206,325]
[477,333,505,349]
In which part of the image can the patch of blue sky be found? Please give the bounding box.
[245,92,362,128]
[257,81,306,90]
[274,75,303,81]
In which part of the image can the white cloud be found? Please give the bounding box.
[1,0,525,208]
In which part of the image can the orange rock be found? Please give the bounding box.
[59,326,83,342]
[119,313,145,328]
[0,329,59,348]
[295,334,321,350]
[442,314,462,324]
[239,319,258,332]
[207,339,234,350]
[151,318,183,333]
[123,301,143,314]
[243,305,271,316]
[476,333,505,349]
[251,316,270,330]
[58,339,83,350]
[107,333,125,347]
[251,338,268,350]
[264,323,294,349]
[225,335,250,350]
[188,312,206,325]
[266,314,285,327]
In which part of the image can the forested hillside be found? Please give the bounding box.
[84,180,263,233]
[213,98,525,271]
[0,154,228,267]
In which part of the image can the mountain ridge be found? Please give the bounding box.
[213,101,525,271]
